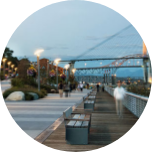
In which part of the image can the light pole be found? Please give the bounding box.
[2,58,7,78]
[34,49,44,91]
[64,64,70,82]
[72,68,76,75]
[11,64,15,73]
[15,67,18,75]
[7,61,11,76]
[54,58,61,90]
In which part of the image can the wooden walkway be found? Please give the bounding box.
[43,90,138,151]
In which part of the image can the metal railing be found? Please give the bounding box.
[105,86,148,118]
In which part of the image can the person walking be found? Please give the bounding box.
[80,82,83,92]
[64,82,70,97]
[96,83,100,92]
[114,80,126,118]
[70,83,73,93]
[58,81,64,98]
[102,84,105,92]
[87,83,89,89]
[73,83,76,92]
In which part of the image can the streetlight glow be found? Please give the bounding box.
[7,61,11,65]
[54,58,61,90]
[11,64,15,68]
[54,58,61,64]
[2,58,7,63]
[64,64,70,70]
[34,49,44,57]
[72,68,76,74]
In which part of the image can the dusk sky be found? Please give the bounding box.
[6,0,144,76]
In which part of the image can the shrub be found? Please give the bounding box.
[41,89,47,96]
[25,93,34,100]
[11,78,24,87]
[127,84,151,97]
[3,87,47,100]
[3,90,14,99]
[41,84,52,93]
[0,71,5,80]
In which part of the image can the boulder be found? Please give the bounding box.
[6,91,25,101]
[28,92,39,100]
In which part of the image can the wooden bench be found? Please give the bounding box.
[88,95,96,100]
[63,107,91,145]
[84,100,95,110]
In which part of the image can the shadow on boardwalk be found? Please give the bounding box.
[42,90,138,151]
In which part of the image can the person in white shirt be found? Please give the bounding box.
[80,83,83,92]
[114,80,126,118]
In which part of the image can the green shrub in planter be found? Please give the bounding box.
[11,78,25,87]
[3,90,14,99]
[41,85,52,93]
[25,93,34,100]
[0,71,5,80]
[41,89,47,96]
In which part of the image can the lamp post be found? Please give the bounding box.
[11,64,15,72]
[34,49,44,91]
[64,64,70,82]
[72,68,76,76]
[2,58,7,78]
[15,67,18,75]
[54,58,61,90]
[114,74,116,85]
[7,61,11,76]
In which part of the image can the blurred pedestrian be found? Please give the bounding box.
[70,83,73,93]
[97,83,99,92]
[73,83,76,92]
[64,82,69,97]
[102,84,104,92]
[77,83,80,92]
[80,82,83,92]
[58,81,64,98]
[87,83,89,89]
[114,80,126,118]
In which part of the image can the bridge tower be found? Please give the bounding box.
[143,42,151,84]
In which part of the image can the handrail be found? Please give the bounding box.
[105,85,148,117]
[106,86,148,102]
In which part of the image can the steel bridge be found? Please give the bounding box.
[75,54,149,76]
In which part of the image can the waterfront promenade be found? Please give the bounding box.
[1,80,90,139]
[43,90,138,151]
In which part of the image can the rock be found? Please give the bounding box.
[28,92,39,100]
[6,91,25,101]
[51,89,56,93]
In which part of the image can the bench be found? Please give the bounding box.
[84,100,95,110]
[63,106,91,145]
[88,95,96,100]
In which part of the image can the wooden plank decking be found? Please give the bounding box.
[43,90,138,151]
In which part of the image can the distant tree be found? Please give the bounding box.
[2,47,19,68]
[3,47,14,58]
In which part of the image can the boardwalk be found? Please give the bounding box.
[43,90,138,151]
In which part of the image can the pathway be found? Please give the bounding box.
[0,79,11,93]
[43,90,138,151]
[4,90,90,139]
